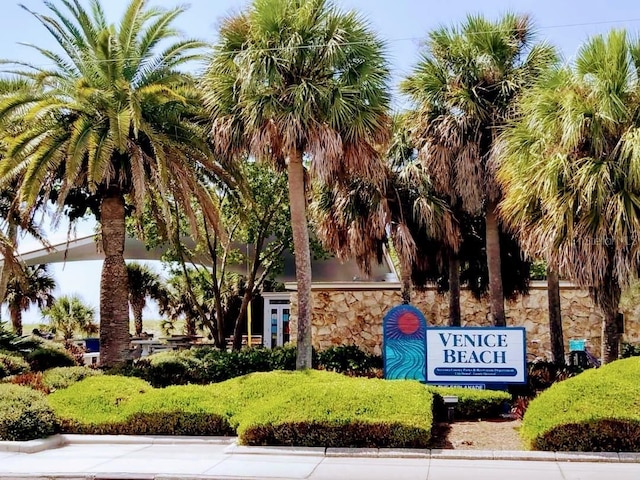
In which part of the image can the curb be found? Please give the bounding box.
[0,436,638,463]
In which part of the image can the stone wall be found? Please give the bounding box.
[287,283,640,359]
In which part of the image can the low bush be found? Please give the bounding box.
[428,386,511,420]
[509,361,583,399]
[49,370,433,447]
[49,376,231,436]
[132,350,200,387]
[622,342,640,358]
[126,345,385,387]
[0,384,58,441]
[317,345,382,377]
[27,345,77,372]
[4,372,48,393]
[0,352,30,378]
[42,366,102,391]
[128,345,299,387]
[233,371,432,447]
[521,357,640,451]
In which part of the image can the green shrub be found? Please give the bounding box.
[268,344,297,370]
[27,346,77,372]
[49,370,433,447]
[129,346,300,387]
[521,357,640,451]
[132,350,200,387]
[317,345,382,376]
[0,384,58,440]
[49,376,231,436]
[235,372,432,447]
[0,352,30,378]
[218,370,432,447]
[428,386,511,420]
[42,366,102,391]
[622,342,640,358]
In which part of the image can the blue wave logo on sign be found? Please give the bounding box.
[383,304,427,382]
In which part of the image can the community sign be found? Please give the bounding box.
[425,327,526,384]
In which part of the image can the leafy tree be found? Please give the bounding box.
[401,14,556,326]
[42,295,97,341]
[0,0,229,366]
[498,30,640,363]
[126,262,166,336]
[4,265,56,336]
[202,0,391,368]
[160,162,293,349]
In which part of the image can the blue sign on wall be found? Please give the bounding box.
[383,304,427,382]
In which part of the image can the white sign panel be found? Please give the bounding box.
[426,327,526,384]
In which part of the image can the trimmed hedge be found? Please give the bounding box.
[49,371,432,447]
[0,352,30,378]
[0,384,58,441]
[428,386,510,420]
[232,372,432,447]
[27,346,77,372]
[42,366,102,391]
[521,357,640,451]
[49,376,235,436]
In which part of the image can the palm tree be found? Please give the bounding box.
[42,295,96,341]
[4,264,56,336]
[498,30,640,363]
[0,0,229,366]
[202,0,390,368]
[401,14,557,326]
[126,262,165,336]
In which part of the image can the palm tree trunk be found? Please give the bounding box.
[449,255,461,326]
[130,297,145,336]
[547,266,564,365]
[288,148,313,370]
[99,192,131,367]
[10,305,22,336]
[0,223,17,311]
[400,261,411,304]
[594,282,621,364]
[485,202,505,326]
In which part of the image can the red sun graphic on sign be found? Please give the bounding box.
[397,312,420,335]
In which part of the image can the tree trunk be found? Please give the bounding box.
[485,202,505,326]
[10,306,22,336]
[288,148,313,370]
[449,255,461,327]
[130,296,145,336]
[400,261,411,304]
[594,283,621,364]
[547,267,564,365]
[99,192,131,367]
[0,223,17,311]
[233,291,252,351]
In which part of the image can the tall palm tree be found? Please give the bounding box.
[126,262,165,336]
[4,264,56,336]
[202,0,390,369]
[401,14,557,326]
[42,295,96,341]
[498,30,640,363]
[0,0,229,366]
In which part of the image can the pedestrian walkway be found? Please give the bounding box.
[0,436,638,480]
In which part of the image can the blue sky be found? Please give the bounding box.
[2,0,639,325]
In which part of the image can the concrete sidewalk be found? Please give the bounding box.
[0,436,638,480]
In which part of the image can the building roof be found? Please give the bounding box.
[10,234,397,284]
